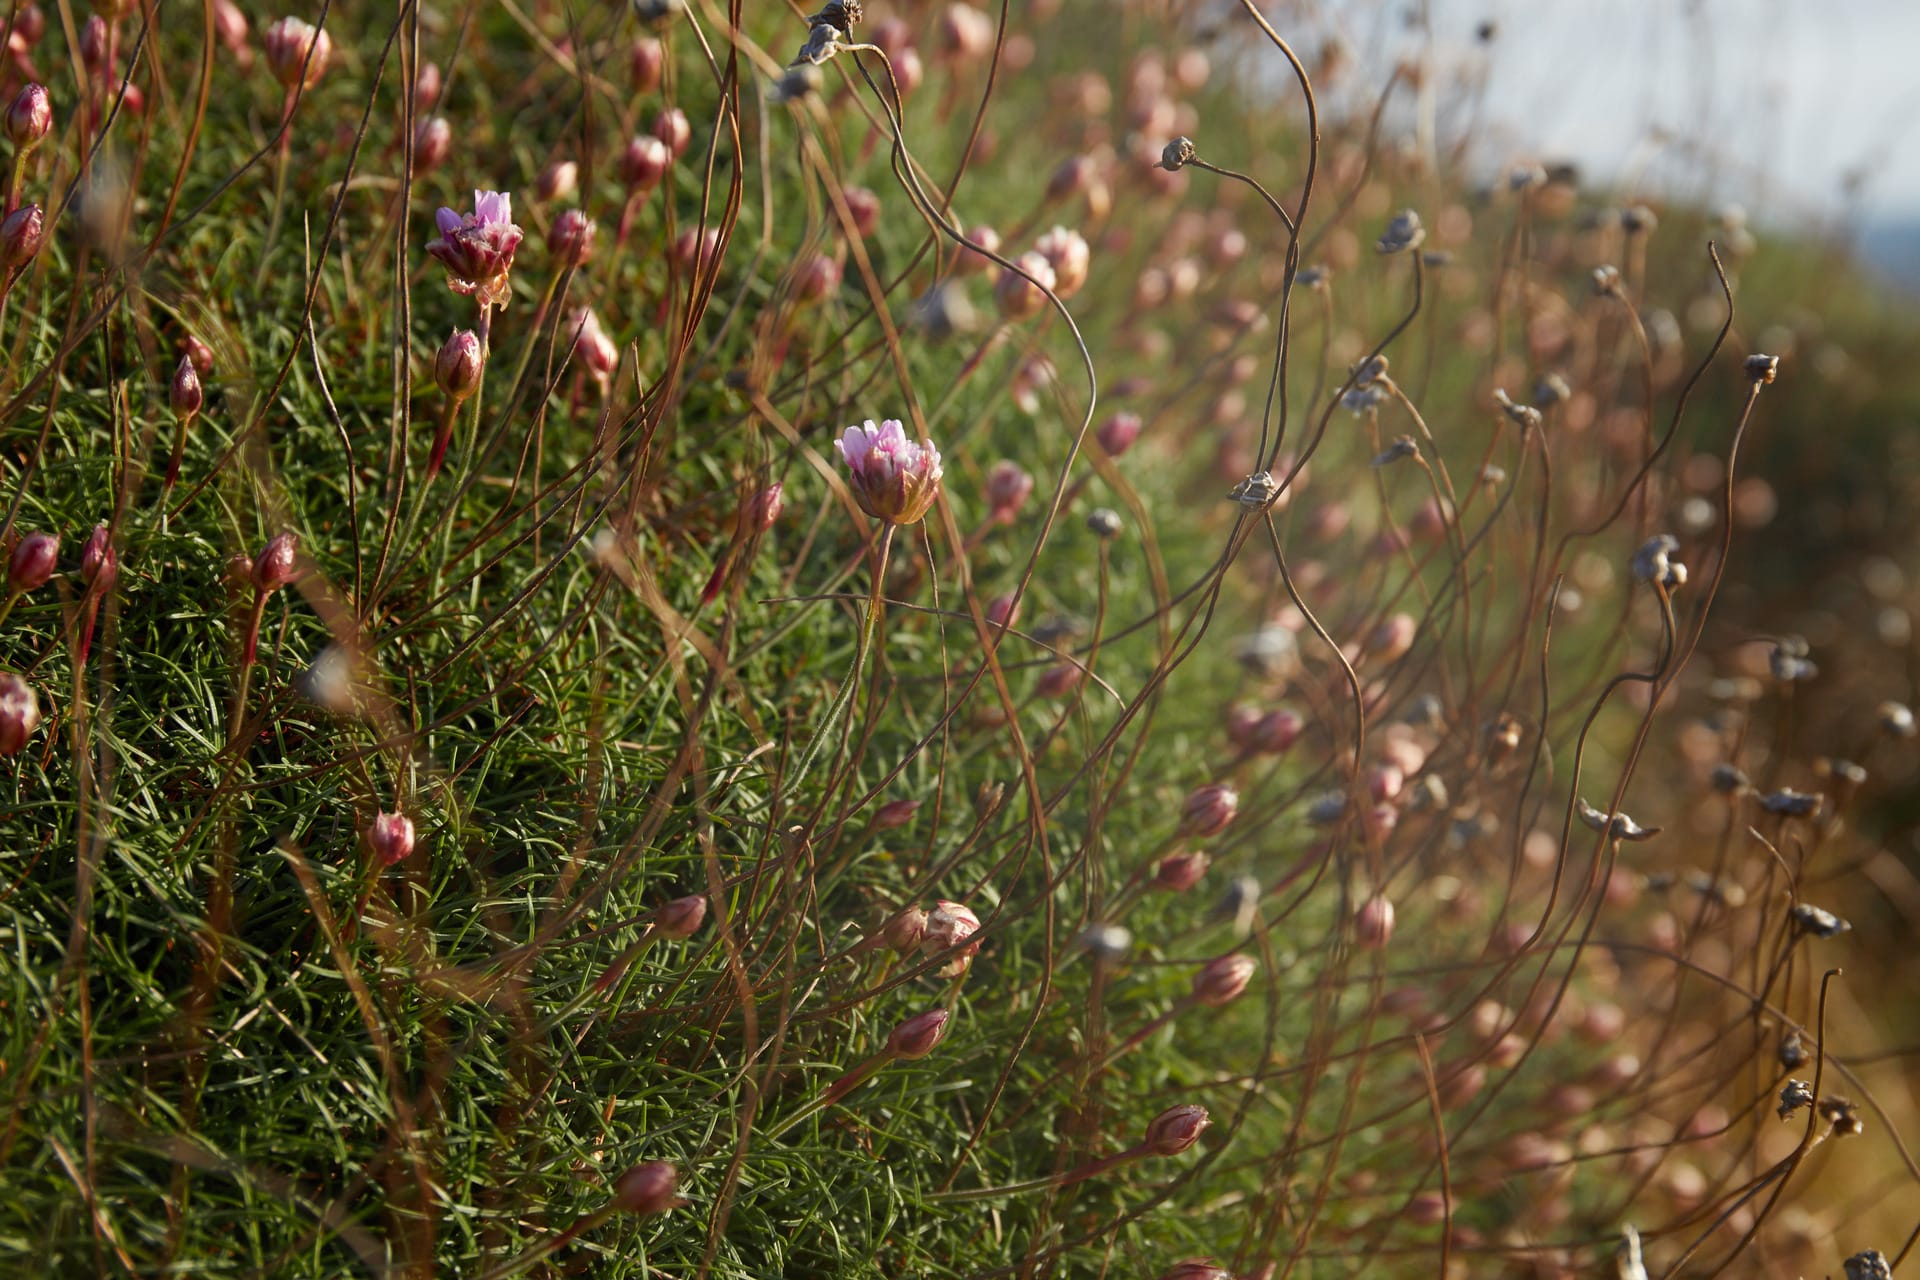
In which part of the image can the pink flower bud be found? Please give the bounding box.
[1366,763,1405,803]
[547,208,596,265]
[1403,1192,1447,1226]
[1354,894,1395,949]
[1047,155,1096,202]
[1178,782,1238,837]
[841,186,881,239]
[747,483,783,532]
[793,253,841,303]
[1191,953,1255,1007]
[650,106,691,159]
[620,134,671,191]
[1366,612,1416,665]
[263,16,331,91]
[213,0,252,65]
[1153,849,1210,892]
[1251,708,1303,755]
[1159,1262,1231,1280]
[6,84,50,153]
[1095,411,1142,456]
[536,158,579,204]
[435,329,483,402]
[0,671,39,755]
[566,308,618,382]
[954,223,999,276]
[893,46,924,94]
[656,893,707,939]
[630,36,664,92]
[985,460,1033,520]
[184,335,215,374]
[993,251,1055,321]
[251,531,298,593]
[413,61,442,108]
[611,1161,685,1214]
[673,226,722,275]
[886,1008,949,1059]
[870,18,913,62]
[411,116,451,172]
[882,905,927,953]
[936,3,994,60]
[79,15,108,70]
[984,592,1018,630]
[80,523,116,591]
[873,798,919,830]
[1034,225,1091,298]
[7,531,57,594]
[1141,1103,1210,1156]
[0,202,43,271]
[369,811,415,865]
[921,899,980,975]
[170,355,203,421]
[1036,663,1081,698]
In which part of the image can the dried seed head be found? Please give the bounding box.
[1818,1096,1864,1137]
[1789,902,1849,939]
[1576,797,1661,842]
[1141,1103,1210,1156]
[1769,638,1818,683]
[1779,1028,1808,1069]
[1777,1078,1814,1120]
[1534,372,1572,406]
[1371,436,1418,467]
[1844,1250,1892,1280]
[1620,204,1658,234]
[1159,135,1196,171]
[1592,264,1621,294]
[1376,208,1425,254]
[1744,352,1779,384]
[1761,789,1822,819]
[887,1008,949,1059]
[1709,763,1750,794]
[1086,507,1122,538]
[1491,388,1542,429]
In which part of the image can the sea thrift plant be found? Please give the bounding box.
[426,189,524,311]
[836,419,943,525]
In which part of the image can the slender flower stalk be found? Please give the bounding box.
[929,1103,1211,1203]
[230,532,297,743]
[765,1009,950,1140]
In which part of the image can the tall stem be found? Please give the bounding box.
[787,524,893,792]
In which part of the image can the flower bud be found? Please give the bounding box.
[1034,225,1090,298]
[1159,1262,1231,1280]
[413,61,442,108]
[11,5,44,47]
[673,226,721,274]
[954,223,1000,276]
[536,158,579,204]
[1153,849,1210,892]
[657,893,707,939]
[263,16,331,90]
[630,36,664,92]
[7,531,57,594]
[0,203,44,271]
[0,671,39,755]
[369,811,415,865]
[993,251,1055,321]
[650,106,691,159]
[1141,1103,1210,1156]
[435,329,483,403]
[170,355,203,422]
[620,134,671,191]
[611,1161,685,1214]
[985,460,1033,520]
[921,899,980,975]
[1192,953,1256,1007]
[1178,782,1238,837]
[6,84,50,154]
[566,308,618,382]
[184,334,215,374]
[984,592,1018,630]
[873,798,919,830]
[80,523,116,591]
[887,1008,949,1059]
[841,186,881,239]
[747,483,784,532]
[1096,411,1142,456]
[251,531,298,593]
[546,208,596,266]
[793,253,841,303]
[411,116,451,172]
[1354,894,1395,949]
[882,905,927,952]
[79,15,108,70]
[213,0,252,65]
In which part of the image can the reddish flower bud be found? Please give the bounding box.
[184,334,215,374]
[1141,1103,1210,1155]
[11,5,45,47]
[1403,1193,1447,1226]
[0,203,44,271]
[536,158,579,204]
[411,116,451,172]
[893,46,924,94]
[1036,663,1081,698]
[873,798,919,830]
[1034,225,1090,298]
[936,2,994,59]
[611,1161,685,1214]
[435,329,483,403]
[79,523,116,591]
[921,899,980,975]
[954,223,1000,276]
[630,36,664,91]
[1154,849,1210,892]
[882,905,927,953]
[887,1008,949,1059]
[650,106,691,159]
[657,893,707,939]
[1178,782,1238,837]
[79,15,108,70]
[1192,953,1256,1007]
[0,671,39,756]
[993,251,1055,320]
[566,307,618,382]
[1160,1262,1231,1280]
[747,483,784,532]
[251,531,298,593]
[672,226,721,275]
[1354,894,1395,949]
[7,531,57,594]
[840,186,881,239]
[6,84,50,153]
[413,61,442,108]
[984,592,1018,630]
[1366,612,1416,665]
[1096,411,1142,456]
[985,459,1033,520]
[213,0,252,65]
[369,810,415,865]
[1251,709,1303,755]
[170,355,203,422]
[547,208,596,265]
[620,134,671,191]
[793,253,841,303]
[262,16,331,91]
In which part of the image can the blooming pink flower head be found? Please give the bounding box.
[1034,225,1091,298]
[887,1008,949,1060]
[993,251,1056,321]
[426,190,524,310]
[263,16,331,91]
[0,671,39,756]
[836,418,943,526]
[920,899,980,975]
[369,811,415,865]
[1141,1103,1210,1156]
[567,307,619,383]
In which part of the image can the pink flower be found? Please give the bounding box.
[1141,1103,1210,1155]
[1034,225,1090,298]
[921,899,980,975]
[1096,411,1143,456]
[887,1008,949,1060]
[262,16,330,91]
[1191,953,1256,1007]
[0,672,39,756]
[985,460,1033,521]
[426,189,524,310]
[836,418,943,525]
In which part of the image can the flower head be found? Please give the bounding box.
[1192,953,1256,1007]
[612,1161,686,1215]
[1034,226,1091,298]
[887,1008,949,1059]
[0,671,39,756]
[7,531,57,595]
[836,418,943,525]
[263,16,331,91]
[921,899,980,975]
[369,811,415,865]
[1141,1103,1210,1156]
[426,190,524,310]
[252,532,299,593]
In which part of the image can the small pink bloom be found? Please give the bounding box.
[936,3,994,59]
[1178,782,1238,837]
[213,0,252,66]
[262,16,330,91]
[836,418,943,526]
[1191,953,1255,1007]
[425,189,524,310]
[993,251,1055,321]
[921,899,980,975]
[1095,411,1142,456]
[1034,225,1090,298]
